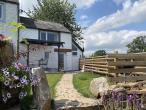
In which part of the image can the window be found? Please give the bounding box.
[40,31,59,42]
[40,31,46,40]
[45,52,49,59]
[0,4,3,20]
[72,44,78,56]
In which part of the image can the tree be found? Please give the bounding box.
[127,36,146,53]
[92,50,106,57]
[28,0,82,41]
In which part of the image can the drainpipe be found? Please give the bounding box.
[17,2,20,59]
[58,32,61,71]
[26,44,30,66]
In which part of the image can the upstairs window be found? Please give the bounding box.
[39,31,59,42]
[0,4,3,20]
[72,44,78,56]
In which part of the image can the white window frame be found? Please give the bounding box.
[39,31,59,42]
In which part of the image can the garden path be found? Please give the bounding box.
[55,73,100,109]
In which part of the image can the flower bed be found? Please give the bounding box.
[102,88,144,110]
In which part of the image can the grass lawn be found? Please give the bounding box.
[46,72,63,99]
[73,72,101,98]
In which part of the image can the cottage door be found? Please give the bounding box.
[59,53,64,70]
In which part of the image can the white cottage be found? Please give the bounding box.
[19,17,84,71]
[0,0,84,71]
[0,0,19,45]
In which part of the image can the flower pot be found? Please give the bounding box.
[0,82,21,110]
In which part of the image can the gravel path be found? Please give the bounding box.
[55,73,100,109]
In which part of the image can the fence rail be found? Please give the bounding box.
[80,53,146,77]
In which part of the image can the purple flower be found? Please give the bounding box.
[13,75,19,80]
[7,92,11,98]
[3,97,7,103]
[20,78,26,84]
[19,92,24,99]
[14,63,20,70]
[17,83,21,87]
[1,68,8,72]
[3,71,10,77]
[4,80,10,86]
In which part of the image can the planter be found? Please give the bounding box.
[0,82,21,110]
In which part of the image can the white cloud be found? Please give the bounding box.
[84,30,146,56]
[19,0,38,11]
[80,15,88,20]
[69,0,101,9]
[113,0,125,5]
[86,0,146,34]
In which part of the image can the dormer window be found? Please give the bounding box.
[39,31,59,42]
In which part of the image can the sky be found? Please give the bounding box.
[19,0,146,56]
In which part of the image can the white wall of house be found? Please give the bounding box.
[20,28,39,40]
[20,29,58,70]
[20,28,82,71]
[72,44,83,70]
[60,33,72,49]
[60,33,73,71]
[0,1,18,47]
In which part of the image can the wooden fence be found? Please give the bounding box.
[80,53,146,77]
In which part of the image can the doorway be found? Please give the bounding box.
[59,53,64,70]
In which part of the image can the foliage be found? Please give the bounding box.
[9,22,26,33]
[9,22,26,58]
[0,62,40,103]
[102,89,143,110]
[20,95,33,110]
[73,72,101,98]
[28,0,82,41]
[46,73,63,98]
[91,50,106,57]
[127,36,146,53]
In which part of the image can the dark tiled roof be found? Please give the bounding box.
[20,17,70,33]
[1,0,19,4]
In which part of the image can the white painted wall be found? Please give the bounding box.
[60,33,73,71]
[20,29,39,40]
[0,1,18,49]
[72,43,83,70]
[20,29,81,71]
[60,33,72,49]
[19,29,58,70]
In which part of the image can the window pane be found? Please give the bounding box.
[72,52,77,56]
[45,52,49,59]
[40,32,46,40]
[47,32,59,42]
[0,5,2,19]
[47,32,54,41]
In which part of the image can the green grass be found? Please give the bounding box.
[73,72,101,98]
[46,72,63,99]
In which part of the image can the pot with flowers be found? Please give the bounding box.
[0,62,40,109]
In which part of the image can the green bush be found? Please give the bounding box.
[20,95,33,110]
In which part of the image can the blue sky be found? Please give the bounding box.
[20,0,146,56]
